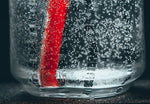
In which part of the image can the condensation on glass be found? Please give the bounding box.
[10,0,145,98]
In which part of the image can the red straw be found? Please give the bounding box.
[39,0,68,87]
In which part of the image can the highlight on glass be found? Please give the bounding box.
[10,0,145,98]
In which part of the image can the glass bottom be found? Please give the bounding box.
[23,84,130,99]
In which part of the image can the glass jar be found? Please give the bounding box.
[10,0,145,98]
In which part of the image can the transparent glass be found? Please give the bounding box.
[10,0,145,98]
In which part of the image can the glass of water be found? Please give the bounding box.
[10,0,145,98]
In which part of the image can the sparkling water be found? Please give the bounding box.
[10,0,145,89]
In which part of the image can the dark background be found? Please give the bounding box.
[0,0,150,83]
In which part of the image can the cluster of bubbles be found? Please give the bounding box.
[12,0,47,70]
[59,0,144,69]
[11,0,144,87]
